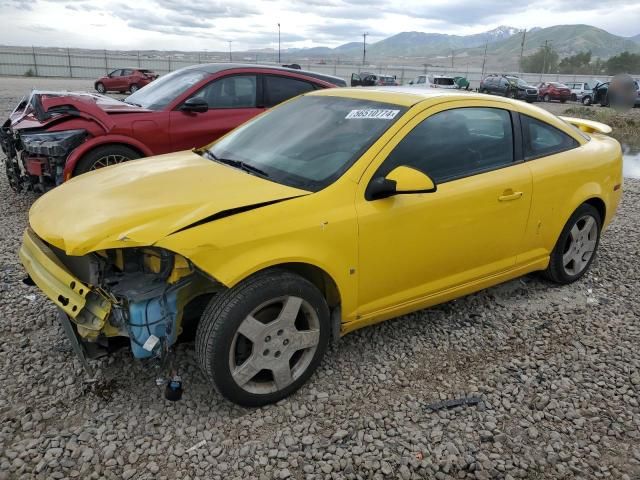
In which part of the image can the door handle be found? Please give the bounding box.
[498,190,523,202]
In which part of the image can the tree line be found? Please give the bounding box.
[520,47,640,75]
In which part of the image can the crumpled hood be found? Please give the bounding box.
[29,150,308,255]
[8,90,149,131]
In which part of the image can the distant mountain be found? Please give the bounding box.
[482,25,640,58]
[364,25,521,57]
[631,33,640,43]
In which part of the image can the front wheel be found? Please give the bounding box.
[543,203,601,284]
[95,82,106,94]
[195,269,330,407]
[543,94,550,102]
[582,95,592,106]
[129,84,140,93]
[74,145,141,176]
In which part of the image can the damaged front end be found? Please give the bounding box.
[20,228,221,369]
[1,125,87,191]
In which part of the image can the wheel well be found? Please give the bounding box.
[584,197,606,225]
[73,143,143,176]
[275,263,341,308]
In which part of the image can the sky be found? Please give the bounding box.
[0,0,639,51]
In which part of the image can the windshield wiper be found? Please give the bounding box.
[201,151,269,178]
[124,100,143,107]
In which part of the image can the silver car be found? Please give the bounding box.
[408,75,458,89]
[565,81,593,105]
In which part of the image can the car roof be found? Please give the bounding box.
[179,63,346,86]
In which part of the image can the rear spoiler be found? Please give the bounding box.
[559,116,612,135]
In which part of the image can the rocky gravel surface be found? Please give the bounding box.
[1,76,640,479]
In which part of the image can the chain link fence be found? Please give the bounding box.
[0,45,613,88]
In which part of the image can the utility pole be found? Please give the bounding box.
[541,40,548,78]
[519,29,526,72]
[228,41,232,62]
[278,23,281,63]
[451,49,454,69]
[362,32,368,66]
[480,40,488,79]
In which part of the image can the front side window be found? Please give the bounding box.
[264,75,315,107]
[190,75,257,109]
[376,107,515,184]
[521,114,579,159]
[416,76,426,84]
[109,69,122,77]
[207,96,405,191]
[122,69,134,76]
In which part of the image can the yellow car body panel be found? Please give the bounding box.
[23,89,623,337]
[29,151,309,255]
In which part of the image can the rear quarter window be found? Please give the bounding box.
[521,114,579,159]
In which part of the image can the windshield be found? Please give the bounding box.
[207,96,406,191]
[124,68,208,110]
[507,77,528,87]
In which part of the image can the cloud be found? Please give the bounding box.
[155,0,259,18]
[0,0,34,9]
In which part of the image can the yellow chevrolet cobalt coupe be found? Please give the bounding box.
[21,88,622,406]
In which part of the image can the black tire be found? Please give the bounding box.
[543,203,602,284]
[95,82,106,94]
[560,99,567,103]
[74,144,141,176]
[195,269,330,407]
[129,84,140,93]
[481,89,489,94]
[507,90,516,99]
[543,94,550,102]
[582,95,592,106]
[570,94,577,102]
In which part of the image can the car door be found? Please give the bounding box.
[169,74,260,151]
[355,103,532,317]
[104,69,122,90]
[351,73,362,86]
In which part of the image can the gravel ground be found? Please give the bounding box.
[1,76,640,480]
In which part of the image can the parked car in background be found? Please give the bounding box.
[95,68,158,94]
[593,79,640,108]
[480,74,538,102]
[564,81,592,104]
[1,64,345,192]
[350,73,399,86]
[408,75,458,89]
[21,88,622,406]
[538,82,571,103]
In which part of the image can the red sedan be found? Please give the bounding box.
[538,82,571,103]
[95,68,158,94]
[1,64,346,192]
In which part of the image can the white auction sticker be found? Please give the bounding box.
[345,109,400,120]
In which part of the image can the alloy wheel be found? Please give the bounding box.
[91,154,129,170]
[229,296,320,395]
[561,215,598,276]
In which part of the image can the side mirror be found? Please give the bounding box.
[180,97,209,113]
[408,80,414,85]
[366,165,436,200]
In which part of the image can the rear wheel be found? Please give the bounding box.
[543,94,550,102]
[543,204,601,284]
[560,99,567,103]
[195,270,330,407]
[74,145,141,176]
[95,82,106,94]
